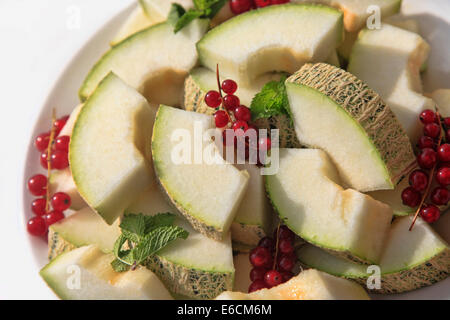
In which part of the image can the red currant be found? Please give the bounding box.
[446,129,450,142]
[423,123,440,138]
[436,167,450,186]
[54,115,69,135]
[401,187,421,207]
[255,0,271,8]
[35,132,50,152]
[276,225,295,241]
[278,254,296,271]
[280,270,293,283]
[44,210,65,226]
[221,79,238,95]
[444,117,450,127]
[214,110,229,128]
[27,216,47,237]
[230,0,253,14]
[234,105,251,122]
[40,152,49,169]
[249,247,272,268]
[31,198,47,216]
[438,143,450,162]
[420,204,441,223]
[248,279,268,293]
[409,170,428,192]
[417,148,437,169]
[418,136,435,149]
[27,174,47,196]
[258,137,272,152]
[258,237,275,252]
[232,120,249,136]
[264,270,283,288]
[205,90,222,108]
[223,95,240,111]
[51,150,69,170]
[55,135,70,153]
[51,192,71,211]
[431,187,450,206]
[419,109,437,124]
[250,267,268,281]
[278,239,294,254]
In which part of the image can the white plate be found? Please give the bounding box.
[23,0,450,299]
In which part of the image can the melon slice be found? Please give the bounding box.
[197,3,344,86]
[266,149,393,264]
[348,24,434,142]
[40,245,172,300]
[152,105,249,240]
[79,19,208,105]
[298,216,450,294]
[49,169,86,211]
[286,63,415,191]
[70,73,155,225]
[111,6,153,46]
[216,269,369,300]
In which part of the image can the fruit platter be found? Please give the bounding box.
[24,0,450,300]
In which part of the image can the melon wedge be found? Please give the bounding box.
[70,73,155,225]
[197,4,344,85]
[40,245,172,300]
[152,105,249,240]
[286,63,415,191]
[111,6,153,46]
[298,216,450,294]
[266,149,393,264]
[216,269,369,300]
[79,19,208,105]
[348,24,434,142]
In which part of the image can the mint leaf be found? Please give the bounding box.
[144,213,176,233]
[250,76,291,121]
[168,3,186,27]
[120,213,147,238]
[174,9,203,33]
[204,0,227,17]
[111,258,131,272]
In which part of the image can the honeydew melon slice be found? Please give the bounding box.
[367,177,413,217]
[111,6,153,46]
[286,63,415,191]
[197,4,344,86]
[348,24,434,142]
[298,216,450,294]
[152,105,249,240]
[70,73,155,225]
[216,269,370,300]
[40,245,172,300]
[265,149,393,264]
[79,19,208,105]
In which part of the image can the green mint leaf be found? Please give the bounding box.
[111,258,131,272]
[205,0,227,17]
[174,9,204,33]
[119,213,147,239]
[167,3,186,27]
[143,212,176,233]
[250,76,291,121]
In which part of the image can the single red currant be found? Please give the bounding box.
[258,237,275,252]
[223,95,240,110]
[232,120,249,136]
[248,279,268,293]
[401,187,421,207]
[205,90,222,108]
[27,174,47,196]
[264,270,283,288]
[438,143,450,162]
[249,247,272,268]
[31,198,47,216]
[419,109,437,124]
[258,137,272,152]
[446,129,450,142]
[234,105,251,122]
[431,187,450,206]
[436,167,450,186]
[44,210,65,226]
[230,0,253,14]
[50,150,69,170]
[444,117,450,127]
[35,132,50,152]
[214,110,229,128]
[417,136,435,149]
[423,123,440,138]
[278,239,294,254]
[27,216,47,236]
[51,192,71,211]
[276,225,295,241]
[53,115,69,135]
[255,0,271,8]
[250,267,268,281]
[40,152,49,169]
[420,204,441,223]
[409,169,428,192]
[417,148,437,169]
[221,79,238,95]
[55,135,70,153]
[278,254,295,272]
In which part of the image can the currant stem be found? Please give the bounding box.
[272,223,281,270]
[215,64,234,124]
[45,109,57,213]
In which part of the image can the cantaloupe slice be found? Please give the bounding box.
[286,63,415,191]
[216,269,370,300]
[197,4,344,85]
[298,216,450,294]
[266,149,393,265]
[348,24,434,142]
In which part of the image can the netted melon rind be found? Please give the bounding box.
[48,229,77,260]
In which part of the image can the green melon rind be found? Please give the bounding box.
[286,63,416,188]
[48,230,77,261]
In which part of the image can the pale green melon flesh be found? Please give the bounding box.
[286,63,415,192]
[152,105,249,240]
[197,4,344,86]
[70,73,155,225]
[298,216,450,294]
[79,20,208,104]
[111,6,153,45]
[40,245,173,300]
[265,148,393,264]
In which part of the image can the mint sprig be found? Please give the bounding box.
[111,213,189,272]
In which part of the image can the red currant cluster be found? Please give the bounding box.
[401,109,450,225]
[27,115,72,237]
[248,225,297,293]
[230,0,290,14]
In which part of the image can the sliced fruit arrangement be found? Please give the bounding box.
[266,148,393,264]
[286,63,415,192]
[216,269,370,300]
[40,245,173,300]
[70,73,155,225]
[197,3,344,85]
[79,19,208,105]
[298,215,450,294]
[152,105,249,240]
[348,24,433,142]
